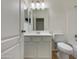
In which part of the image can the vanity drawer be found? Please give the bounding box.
[24,36,52,42]
[24,37,32,42]
[31,37,41,42]
[42,37,52,42]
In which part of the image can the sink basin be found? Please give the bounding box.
[24,31,52,37]
[36,31,40,34]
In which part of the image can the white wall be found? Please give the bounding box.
[65,0,77,46]
[48,0,66,34]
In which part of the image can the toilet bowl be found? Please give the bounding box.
[57,42,73,55]
[57,42,73,59]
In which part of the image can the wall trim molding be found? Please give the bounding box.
[1,35,19,40]
[2,43,19,55]
[1,35,20,53]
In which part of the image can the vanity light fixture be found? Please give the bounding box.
[41,2,45,10]
[31,1,36,10]
[31,0,47,10]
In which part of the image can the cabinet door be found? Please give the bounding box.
[38,41,51,58]
[24,42,37,58]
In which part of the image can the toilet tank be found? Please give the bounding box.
[53,33,66,42]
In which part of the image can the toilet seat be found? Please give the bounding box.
[57,42,73,55]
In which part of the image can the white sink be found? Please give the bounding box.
[24,31,52,37]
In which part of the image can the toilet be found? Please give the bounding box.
[53,33,73,59]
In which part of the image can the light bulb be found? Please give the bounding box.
[36,2,40,10]
[41,2,45,10]
[31,2,35,9]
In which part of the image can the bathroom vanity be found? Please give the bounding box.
[24,3,52,59]
[24,31,52,59]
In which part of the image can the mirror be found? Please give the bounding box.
[24,0,49,32]
[32,9,49,31]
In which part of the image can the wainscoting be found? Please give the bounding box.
[1,36,20,59]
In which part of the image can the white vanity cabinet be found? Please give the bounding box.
[24,36,52,59]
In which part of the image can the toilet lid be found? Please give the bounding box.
[57,42,73,51]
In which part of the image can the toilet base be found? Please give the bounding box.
[57,52,69,59]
